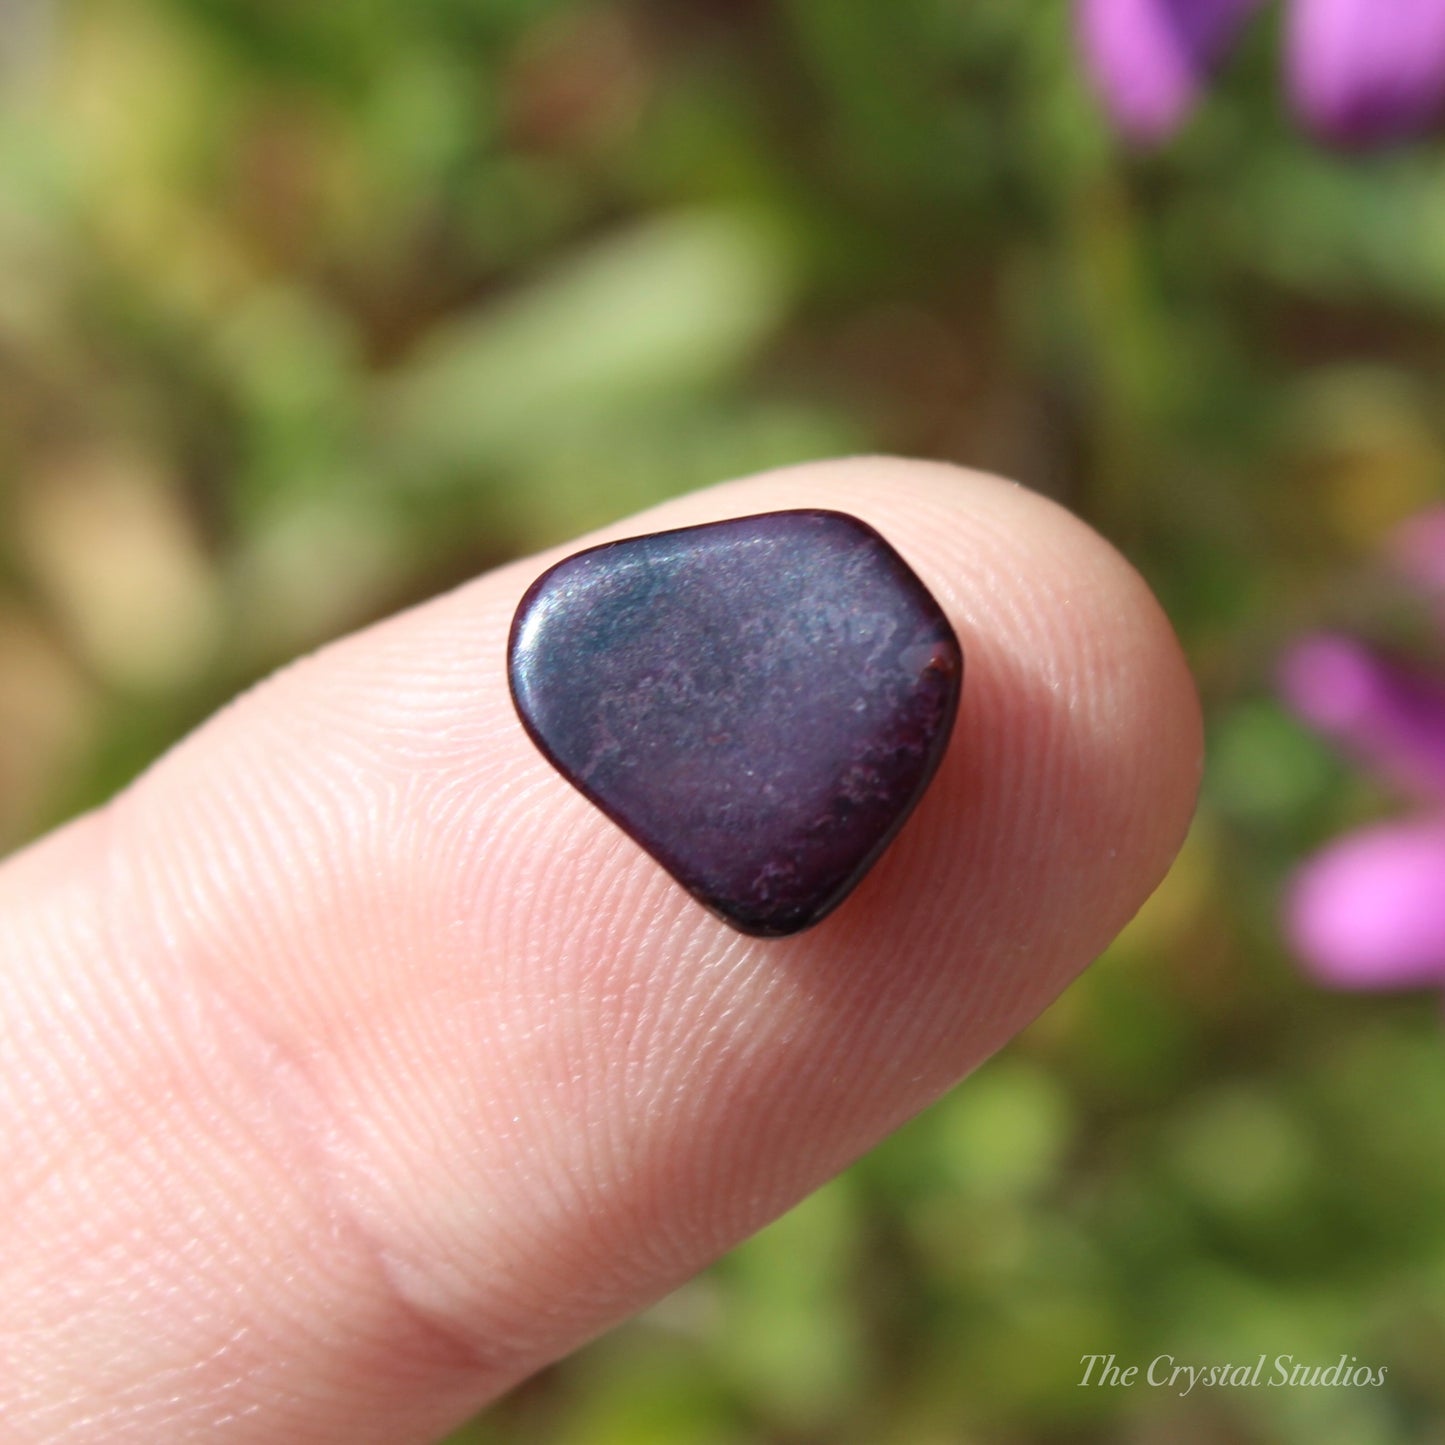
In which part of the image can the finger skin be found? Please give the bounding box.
[0,459,1202,1443]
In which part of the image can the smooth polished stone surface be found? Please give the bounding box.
[507,509,963,937]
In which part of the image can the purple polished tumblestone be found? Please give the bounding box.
[507,509,963,937]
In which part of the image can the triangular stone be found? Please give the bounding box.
[508,510,962,936]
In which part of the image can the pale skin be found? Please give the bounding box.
[0,458,1203,1443]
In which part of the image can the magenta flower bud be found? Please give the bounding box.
[1286,820,1445,987]
[1277,632,1445,804]
[1288,0,1445,145]
[1278,509,1445,1003]
[1077,0,1266,142]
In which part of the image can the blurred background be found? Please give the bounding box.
[4,1,1445,1441]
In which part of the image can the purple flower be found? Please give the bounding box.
[1078,0,1268,143]
[1288,0,1445,144]
[1286,819,1445,988]
[1279,508,1445,992]
[1279,633,1445,801]
[1079,0,1445,147]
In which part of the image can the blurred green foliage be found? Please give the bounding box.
[4,1,1445,1441]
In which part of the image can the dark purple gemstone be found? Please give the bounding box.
[507,510,963,937]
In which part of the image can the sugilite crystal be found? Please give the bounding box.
[507,509,963,937]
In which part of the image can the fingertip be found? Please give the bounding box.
[6,455,1204,1441]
